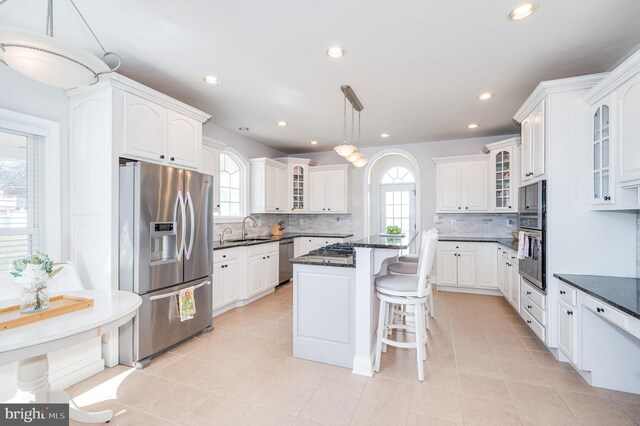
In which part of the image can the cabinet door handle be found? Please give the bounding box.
[526,320,532,324]
[527,305,532,309]
[328,208,331,211]
[170,157,175,161]
[526,291,531,295]
[160,154,165,159]
[263,257,266,260]
[560,290,565,295]
[596,307,604,313]
[222,255,226,258]
[508,206,512,209]
[458,206,461,210]
[604,196,611,201]
[568,310,573,316]
[275,208,280,211]
[267,256,270,259]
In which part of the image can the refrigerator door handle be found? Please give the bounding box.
[185,191,195,260]
[176,190,186,260]
[148,280,211,301]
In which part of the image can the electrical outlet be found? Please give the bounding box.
[336,217,342,225]
[450,219,456,227]
[507,218,514,227]
[433,215,439,223]
[299,218,304,225]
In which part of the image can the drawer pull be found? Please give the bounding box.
[526,291,531,295]
[527,305,532,309]
[560,290,565,295]
[596,307,604,313]
[526,320,532,324]
[568,310,573,316]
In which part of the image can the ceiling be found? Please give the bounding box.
[2,1,640,154]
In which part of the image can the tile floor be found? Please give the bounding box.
[67,283,640,425]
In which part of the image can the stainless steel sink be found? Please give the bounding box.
[226,237,272,245]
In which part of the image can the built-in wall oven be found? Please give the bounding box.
[518,180,546,292]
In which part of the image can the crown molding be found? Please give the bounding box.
[585,48,640,104]
[432,154,488,164]
[513,74,605,122]
[482,136,521,153]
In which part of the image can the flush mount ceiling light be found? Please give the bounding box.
[0,0,121,90]
[468,123,480,129]
[203,75,220,84]
[310,140,318,145]
[277,121,288,127]
[477,92,494,100]
[380,133,391,138]
[508,2,538,20]
[326,46,346,58]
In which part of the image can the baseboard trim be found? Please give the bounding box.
[437,285,502,297]
[212,288,276,317]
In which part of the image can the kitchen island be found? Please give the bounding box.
[290,233,417,376]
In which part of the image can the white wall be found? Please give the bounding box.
[203,122,285,159]
[299,135,516,239]
[0,69,70,259]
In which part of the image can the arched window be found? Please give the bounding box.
[216,151,246,218]
[381,166,415,184]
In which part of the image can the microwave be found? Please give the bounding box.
[519,180,546,231]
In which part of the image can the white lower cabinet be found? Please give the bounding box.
[245,243,279,298]
[520,279,547,343]
[475,243,498,289]
[558,300,577,364]
[436,242,476,287]
[213,248,240,310]
[213,242,279,314]
[496,246,519,311]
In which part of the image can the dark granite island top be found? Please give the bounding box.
[290,254,355,268]
[439,236,519,251]
[213,232,353,250]
[554,274,640,320]
[348,231,418,250]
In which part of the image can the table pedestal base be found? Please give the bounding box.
[17,355,112,424]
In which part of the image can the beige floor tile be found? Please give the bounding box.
[213,370,276,404]
[69,400,136,426]
[542,368,609,397]
[236,405,297,426]
[65,365,134,398]
[607,389,640,404]
[377,357,417,383]
[181,394,250,425]
[113,371,170,409]
[269,357,329,387]
[421,365,460,392]
[166,336,207,355]
[254,378,315,417]
[406,411,462,425]
[119,411,176,425]
[461,395,522,425]
[137,382,210,424]
[456,352,501,378]
[179,357,241,391]
[491,345,535,361]
[151,355,204,382]
[512,325,537,338]
[350,399,408,425]
[409,383,464,423]
[299,387,360,425]
[458,372,511,401]
[528,350,573,371]
[613,400,640,424]
[318,367,369,400]
[559,391,634,423]
[139,352,184,376]
[362,376,413,411]
[497,358,550,387]
[506,380,573,417]
[520,337,549,352]
[519,411,579,426]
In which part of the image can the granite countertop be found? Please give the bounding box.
[439,236,519,251]
[290,254,355,268]
[213,232,353,250]
[554,274,640,320]
[348,231,418,249]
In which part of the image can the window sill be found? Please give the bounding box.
[214,216,247,224]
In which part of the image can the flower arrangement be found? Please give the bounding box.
[11,252,55,285]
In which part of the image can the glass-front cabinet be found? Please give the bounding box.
[292,165,305,211]
[487,138,520,212]
[281,158,311,212]
[592,103,614,205]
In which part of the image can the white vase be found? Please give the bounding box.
[20,281,50,313]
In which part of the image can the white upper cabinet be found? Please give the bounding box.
[277,158,312,213]
[485,137,520,212]
[119,79,209,170]
[520,100,546,183]
[250,158,287,213]
[434,156,489,213]
[123,92,167,161]
[308,165,350,213]
[585,48,640,209]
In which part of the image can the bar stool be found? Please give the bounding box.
[374,231,438,381]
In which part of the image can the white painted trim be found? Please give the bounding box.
[216,146,250,220]
[437,285,502,297]
[364,149,422,238]
[49,359,104,391]
[585,48,640,104]
[0,108,62,261]
[66,74,211,123]
[202,136,225,150]
[513,74,605,122]
[432,154,489,164]
[482,136,521,153]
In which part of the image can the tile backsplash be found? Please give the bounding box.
[436,213,518,239]
[214,214,353,240]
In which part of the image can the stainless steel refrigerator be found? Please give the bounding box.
[118,161,213,368]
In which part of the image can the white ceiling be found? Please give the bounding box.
[2,0,640,154]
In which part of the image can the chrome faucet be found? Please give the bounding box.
[242,216,257,239]
[219,227,232,245]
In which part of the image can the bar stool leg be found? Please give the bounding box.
[374,299,386,373]
[415,302,425,381]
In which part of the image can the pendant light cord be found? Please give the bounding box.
[67,0,122,73]
[46,0,53,36]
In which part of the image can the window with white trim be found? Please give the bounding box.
[0,129,46,271]
[380,166,415,233]
[215,152,245,218]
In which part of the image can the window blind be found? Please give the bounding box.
[0,129,46,272]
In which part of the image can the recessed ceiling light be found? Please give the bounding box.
[478,92,494,100]
[380,133,391,138]
[310,140,318,145]
[468,123,479,129]
[238,127,250,131]
[508,2,538,20]
[203,75,220,84]
[277,121,288,127]
[326,46,346,58]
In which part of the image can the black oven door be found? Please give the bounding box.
[518,230,544,291]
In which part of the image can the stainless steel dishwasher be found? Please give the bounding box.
[279,239,294,284]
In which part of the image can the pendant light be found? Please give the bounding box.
[351,110,368,168]
[333,95,357,157]
[0,0,121,90]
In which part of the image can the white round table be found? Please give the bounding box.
[0,290,141,424]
